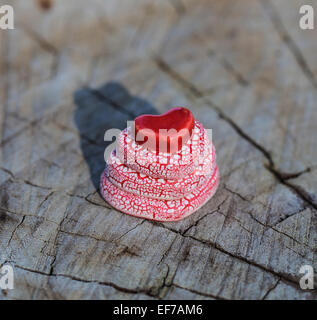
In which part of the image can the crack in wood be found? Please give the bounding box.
[48,206,70,275]
[220,58,249,87]
[0,167,15,179]
[113,220,146,242]
[266,165,317,211]
[20,23,58,55]
[88,87,136,119]
[0,170,53,192]
[260,0,317,90]
[261,277,281,300]
[245,209,312,250]
[0,206,59,227]
[224,186,312,248]
[66,191,112,209]
[182,196,229,235]
[0,108,62,148]
[277,166,316,181]
[8,260,233,299]
[7,215,26,247]
[11,263,161,299]
[157,234,178,266]
[224,185,250,202]
[173,283,227,300]
[37,191,55,211]
[144,218,310,291]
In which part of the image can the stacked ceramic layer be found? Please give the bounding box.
[100,120,219,221]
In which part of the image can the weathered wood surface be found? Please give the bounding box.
[0,0,316,299]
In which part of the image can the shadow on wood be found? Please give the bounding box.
[73,82,158,189]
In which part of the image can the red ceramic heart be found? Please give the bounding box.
[134,107,195,153]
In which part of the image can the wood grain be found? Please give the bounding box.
[0,0,316,299]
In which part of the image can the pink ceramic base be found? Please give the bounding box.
[100,108,220,221]
[105,145,216,200]
[100,165,219,222]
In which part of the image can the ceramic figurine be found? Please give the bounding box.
[100,107,219,221]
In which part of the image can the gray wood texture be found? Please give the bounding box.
[0,0,316,299]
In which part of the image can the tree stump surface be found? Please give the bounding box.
[0,0,316,299]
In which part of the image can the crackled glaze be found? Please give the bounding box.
[116,121,208,180]
[105,144,216,200]
[101,165,219,221]
[100,108,220,221]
